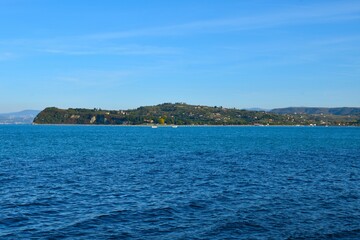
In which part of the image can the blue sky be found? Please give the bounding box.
[1,0,360,112]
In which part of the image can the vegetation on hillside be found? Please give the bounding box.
[33,103,360,126]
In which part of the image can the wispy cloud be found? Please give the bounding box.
[39,45,181,56]
[81,1,360,40]
[54,70,134,87]
[1,1,359,58]
[311,35,360,45]
[0,37,181,57]
[31,1,360,56]
[0,52,16,61]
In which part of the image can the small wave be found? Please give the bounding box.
[34,210,134,238]
[207,219,268,238]
[0,216,29,226]
[17,201,52,207]
[287,228,360,239]
[188,200,210,210]
[140,206,178,220]
[324,228,360,239]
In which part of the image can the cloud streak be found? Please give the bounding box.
[54,70,134,87]
[0,52,16,61]
[81,1,360,40]
[39,45,181,56]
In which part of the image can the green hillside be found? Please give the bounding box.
[33,103,360,126]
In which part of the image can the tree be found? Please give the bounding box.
[159,117,165,124]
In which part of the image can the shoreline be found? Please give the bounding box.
[27,123,360,127]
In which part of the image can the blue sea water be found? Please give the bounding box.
[0,125,359,239]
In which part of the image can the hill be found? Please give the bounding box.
[270,107,360,116]
[0,110,40,124]
[33,103,360,126]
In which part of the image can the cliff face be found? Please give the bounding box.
[33,103,360,126]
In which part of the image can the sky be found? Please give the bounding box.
[1,0,360,112]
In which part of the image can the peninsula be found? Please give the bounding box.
[33,103,360,126]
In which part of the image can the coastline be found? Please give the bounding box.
[29,123,359,127]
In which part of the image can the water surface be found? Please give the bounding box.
[0,126,359,239]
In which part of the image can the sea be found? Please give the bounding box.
[0,125,359,239]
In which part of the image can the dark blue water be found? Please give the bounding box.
[0,126,359,239]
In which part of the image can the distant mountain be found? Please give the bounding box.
[244,108,270,112]
[0,110,40,124]
[270,107,360,116]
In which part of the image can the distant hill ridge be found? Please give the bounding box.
[0,110,40,124]
[270,107,360,116]
[0,110,40,117]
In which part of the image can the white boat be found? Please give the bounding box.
[151,125,158,128]
[172,125,178,128]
